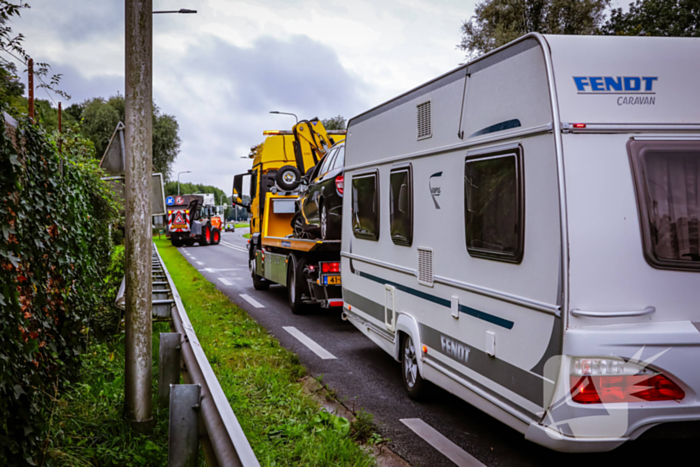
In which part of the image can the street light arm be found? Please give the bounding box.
[270,110,298,124]
[153,9,197,14]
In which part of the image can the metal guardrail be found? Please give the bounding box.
[116,246,260,467]
[153,244,260,467]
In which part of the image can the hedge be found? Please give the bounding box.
[0,109,120,466]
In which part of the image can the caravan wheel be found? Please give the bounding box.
[402,334,427,401]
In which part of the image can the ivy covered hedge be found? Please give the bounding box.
[0,109,120,466]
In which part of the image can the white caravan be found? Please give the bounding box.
[340,34,700,452]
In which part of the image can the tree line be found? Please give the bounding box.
[458,0,699,57]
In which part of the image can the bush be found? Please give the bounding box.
[0,112,120,466]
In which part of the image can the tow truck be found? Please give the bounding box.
[166,193,223,247]
[232,118,346,313]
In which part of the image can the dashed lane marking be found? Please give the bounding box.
[282,326,337,360]
[240,294,265,308]
[400,418,485,467]
[221,241,248,253]
[218,278,233,286]
[196,261,204,265]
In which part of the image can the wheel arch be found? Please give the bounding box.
[394,313,425,378]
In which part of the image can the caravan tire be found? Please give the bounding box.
[402,334,428,401]
[287,255,307,315]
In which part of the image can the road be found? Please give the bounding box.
[176,230,694,467]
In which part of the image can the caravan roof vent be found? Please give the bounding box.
[417,247,434,287]
[417,101,432,140]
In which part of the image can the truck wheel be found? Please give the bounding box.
[185,238,195,247]
[172,237,183,247]
[199,226,211,246]
[250,246,269,291]
[402,334,428,401]
[211,228,221,245]
[287,255,306,315]
[276,165,301,191]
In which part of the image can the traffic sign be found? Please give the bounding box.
[175,196,184,205]
[166,196,175,206]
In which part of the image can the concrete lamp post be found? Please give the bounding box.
[124,0,196,431]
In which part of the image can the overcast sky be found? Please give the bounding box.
[15,0,630,194]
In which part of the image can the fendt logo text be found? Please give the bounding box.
[573,76,658,106]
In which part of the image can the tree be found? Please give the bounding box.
[80,97,120,158]
[601,0,699,37]
[322,115,346,131]
[458,0,610,57]
[77,94,181,178]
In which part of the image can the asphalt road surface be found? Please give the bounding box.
[174,230,695,467]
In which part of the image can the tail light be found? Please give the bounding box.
[321,262,340,273]
[335,175,344,195]
[570,357,684,404]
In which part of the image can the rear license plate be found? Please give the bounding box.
[324,275,341,285]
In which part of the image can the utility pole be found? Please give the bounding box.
[58,102,62,133]
[124,0,153,430]
[28,58,34,123]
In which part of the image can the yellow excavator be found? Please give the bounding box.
[232,118,346,313]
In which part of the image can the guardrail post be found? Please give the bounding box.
[169,384,201,467]
[159,333,181,407]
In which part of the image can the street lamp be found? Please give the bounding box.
[177,170,191,195]
[153,8,197,13]
[270,110,298,124]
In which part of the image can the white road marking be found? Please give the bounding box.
[218,277,233,286]
[190,256,197,260]
[282,326,337,360]
[400,419,485,467]
[220,243,248,254]
[240,294,265,308]
[198,268,240,273]
[221,241,248,253]
[196,261,204,265]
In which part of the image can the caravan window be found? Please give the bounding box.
[464,147,524,263]
[390,167,412,246]
[629,140,700,271]
[352,172,379,240]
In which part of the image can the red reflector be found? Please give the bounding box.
[570,374,685,404]
[321,262,340,273]
[329,301,343,307]
[335,175,344,195]
[572,123,586,129]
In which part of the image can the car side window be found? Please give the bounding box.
[331,146,345,171]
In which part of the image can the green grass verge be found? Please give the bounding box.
[154,237,376,467]
[243,233,251,239]
[42,323,172,466]
[235,223,249,228]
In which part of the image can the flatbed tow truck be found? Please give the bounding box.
[232,119,345,313]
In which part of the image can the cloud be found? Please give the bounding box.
[11,0,478,194]
[161,34,371,191]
